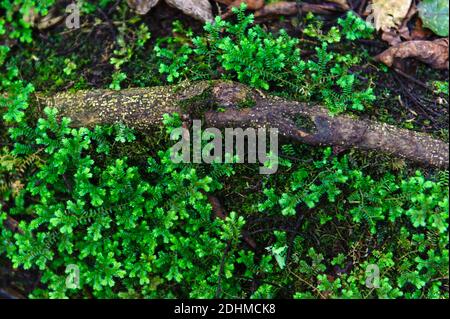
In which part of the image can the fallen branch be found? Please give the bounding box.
[36,81,449,168]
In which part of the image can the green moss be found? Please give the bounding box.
[293,115,317,133]
[237,96,256,109]
[177,85,217,119]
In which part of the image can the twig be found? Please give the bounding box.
[288,267,327,299]
[394,74,440,120]
[393,68,434,93]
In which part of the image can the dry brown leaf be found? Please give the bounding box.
[367,0,412,31]
[379,4,417,46]
[381,25,412,46]
[375,38,449,70]
[411,19,433,40]
[166,0,214,22]
[127,0,159,15]
[381,29,402,46]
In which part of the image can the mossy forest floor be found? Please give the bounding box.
[0,1,448,299]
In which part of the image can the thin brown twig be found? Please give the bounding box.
[393,68,434,93]
[288,267,328,299]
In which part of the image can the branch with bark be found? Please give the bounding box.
[35,81,449,169]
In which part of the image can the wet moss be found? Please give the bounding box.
[177,85,217,120]
[237,96,257,109]
[293,114,317,133]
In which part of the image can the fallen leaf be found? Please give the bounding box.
[375,38,449,70]
[379,3,416,45]
[127,0,160,15]
[366,0,412,31]
[418,0,449,36]
[381,24,413,46]
[411,19,433,40]
[166,0,214,22]
[381,28,404,46]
